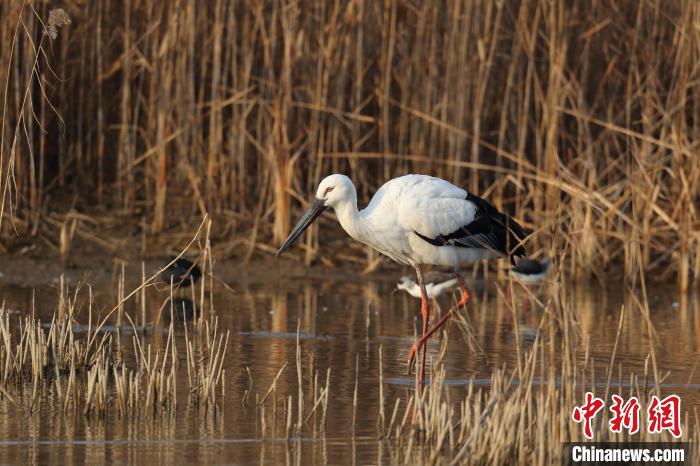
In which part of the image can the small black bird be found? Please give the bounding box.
[160,257,202,288]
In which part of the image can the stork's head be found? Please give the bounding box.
[276,174,355,257]
[315,174,354,209]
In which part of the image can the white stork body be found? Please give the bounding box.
[277,173,528,388]
[332,175,501,267]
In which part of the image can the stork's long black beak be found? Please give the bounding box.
[276,198,327,257]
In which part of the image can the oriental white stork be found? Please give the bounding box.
[276,174,529,387]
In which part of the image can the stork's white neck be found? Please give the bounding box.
[331,186,366,242]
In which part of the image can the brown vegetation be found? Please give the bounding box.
[0,274,228,419]
[1,1,698,287]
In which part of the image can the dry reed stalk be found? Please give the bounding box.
[377,344,385,433]
[295,320,303,432]
[258,361,288,406]
[242,366,253,407]
[352,354,358,432]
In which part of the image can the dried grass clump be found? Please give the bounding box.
[0,267,227,418]
[0,308,229,418]
[44,8,71,40]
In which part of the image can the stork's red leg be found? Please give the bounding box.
[419,291,429,387]
[407,266,432,388]
[407,273,470,372]
[403,266,432,388]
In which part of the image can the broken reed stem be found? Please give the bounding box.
[259,362,288,406]
[321,367,330,430]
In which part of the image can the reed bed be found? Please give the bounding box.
[381,338,700,464]
[0,270,228,418]
[375,263,699,464]
[0,1,697,289]
[0,287,330,435]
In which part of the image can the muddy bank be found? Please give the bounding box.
[0,251,402,291]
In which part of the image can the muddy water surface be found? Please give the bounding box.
[0,269,698,464]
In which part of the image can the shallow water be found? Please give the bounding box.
[0,271,698,464]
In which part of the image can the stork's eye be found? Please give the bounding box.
[324,186,334,197]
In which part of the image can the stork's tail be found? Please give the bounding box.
[503,215,529,265]
[465,192,530,263]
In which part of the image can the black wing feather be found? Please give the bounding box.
[413,192,528,263]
